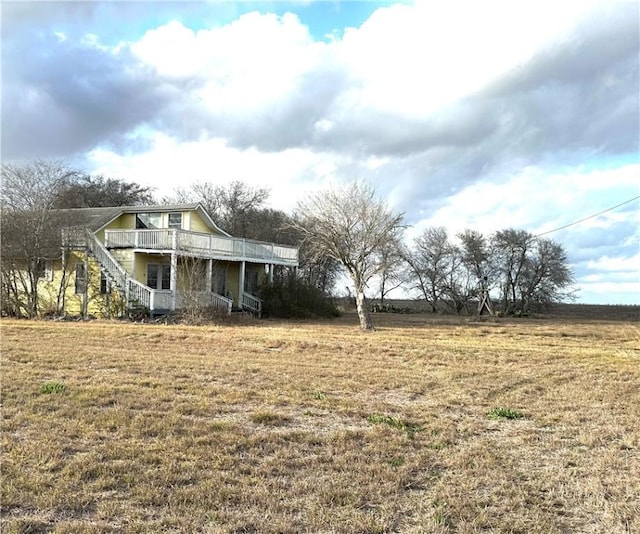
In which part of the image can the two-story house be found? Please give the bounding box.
[34,204,298,317]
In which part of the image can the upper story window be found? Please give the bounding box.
[136,213,162,229]
[168,213,182,229]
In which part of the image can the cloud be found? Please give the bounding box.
[2,1,637,304]
[1,28,177,160]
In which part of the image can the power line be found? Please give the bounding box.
[534,195,640,237]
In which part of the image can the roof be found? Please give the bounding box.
[52,204,230,236]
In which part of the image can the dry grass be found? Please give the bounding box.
[1,312,639,533]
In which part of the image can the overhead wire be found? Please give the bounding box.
[533,194,640,237]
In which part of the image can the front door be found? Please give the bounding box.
[147,264,171,290]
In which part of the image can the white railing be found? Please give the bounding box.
[84,231,128,290]
[176,291,233,314]
[128,279,152,309]
[104,229,298,266]
[242,293,262,317]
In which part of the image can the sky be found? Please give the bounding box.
[2,0,639,304]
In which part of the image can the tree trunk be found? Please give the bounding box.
[355,290,374,330]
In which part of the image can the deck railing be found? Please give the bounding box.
[104,229,298,266]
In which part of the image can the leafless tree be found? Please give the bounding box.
[293,180,404,330]
[1,160,78,317]
[490,229,575,314]
[376,238,407,305]
[168,180,269,237]
[405,226,457,313]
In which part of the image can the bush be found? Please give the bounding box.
[258,274,341,319]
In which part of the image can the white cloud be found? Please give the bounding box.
[87,132,343,212]
[409,164,639,238]
[334,0,599,117]
[586,253,640,274]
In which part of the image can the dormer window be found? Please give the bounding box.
[136,213,161,229]
[168,213,182,229]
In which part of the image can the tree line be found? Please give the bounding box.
[1,160,575,326]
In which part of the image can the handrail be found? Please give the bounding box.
[104,229,299,265]
[242,292,262,317]
[79,229,155,311]
[84,230,128,287]
[176,291,233,314]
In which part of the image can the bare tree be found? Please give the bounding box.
[376,238,407,305]
[168,180,269,237]
[490,229,533,314]
[1,160,79,317]
[405,227,456,312]
[458,229,491,281]
[490,229,575,314]
[293,180,404,330]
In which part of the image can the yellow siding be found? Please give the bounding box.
[188,209,225,235]
[37,252,124,317]
[103,213,134,231]
[111,249,135,276]
[96,213,129,242]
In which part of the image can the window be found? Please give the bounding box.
[147,264,171,290]
[136,212,162,229]
[37,260,54,281]
[100,272,110,294]
[75,264,86,294]
[168,213,182,229]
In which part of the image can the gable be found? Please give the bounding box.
[52,204,230,237]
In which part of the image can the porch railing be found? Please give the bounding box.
[175,291,233,314]
[242,292,262,317]
[104,229,298,266]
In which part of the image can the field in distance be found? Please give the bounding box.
[2,313,639,533]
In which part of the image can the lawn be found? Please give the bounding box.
[1,313,639,533]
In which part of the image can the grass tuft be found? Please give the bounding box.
[488,407,525,420]
[40,381,66,394]
[367,413,421,437]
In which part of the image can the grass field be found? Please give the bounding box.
[2,312,639,533]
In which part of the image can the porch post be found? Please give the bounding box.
[207,259,213,291]
[170,252,177,311]
[239,261,246,309]
[82,249,89,320]
[268,264,274,283]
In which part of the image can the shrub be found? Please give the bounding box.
[258,274,341,319]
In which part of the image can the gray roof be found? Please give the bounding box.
[52,207,125,232]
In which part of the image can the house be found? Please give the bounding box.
[29,204,299,318]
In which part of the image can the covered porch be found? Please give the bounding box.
[128,253,274,316]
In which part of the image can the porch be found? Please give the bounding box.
[104,229,298,266]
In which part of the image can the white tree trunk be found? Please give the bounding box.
[355,290,374,330]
